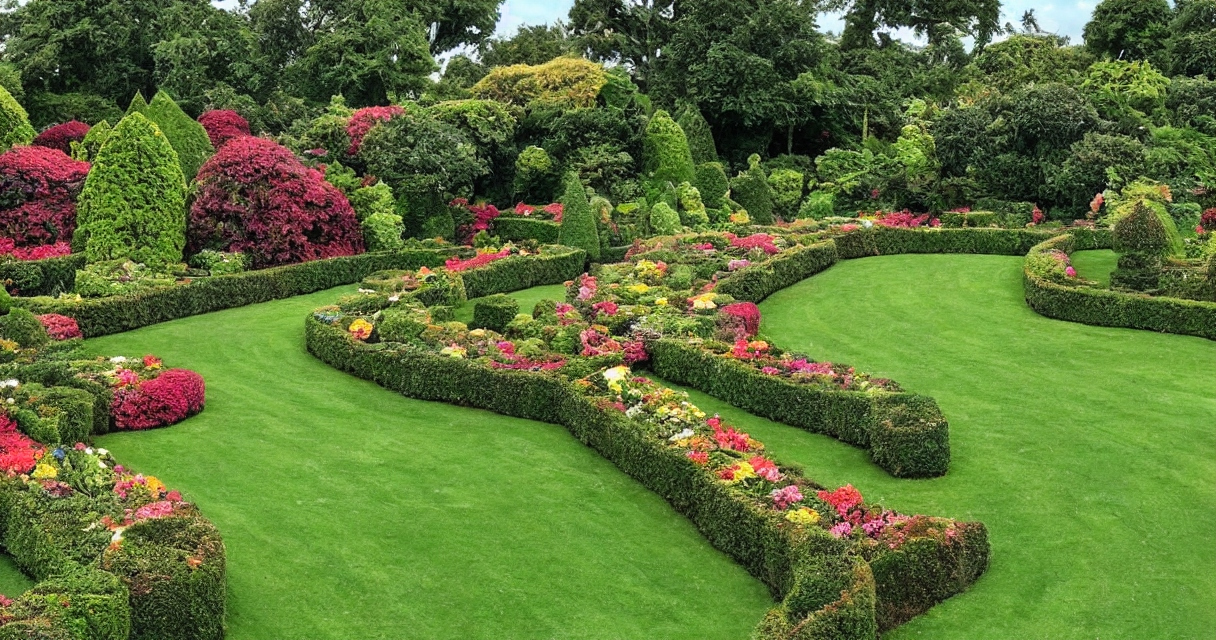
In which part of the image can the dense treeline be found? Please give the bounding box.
[0,0,1213,224]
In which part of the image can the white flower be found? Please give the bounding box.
[111,528,125,543]
[358,288,375,294]
[1,379,18,388]
[97,448,108,456]
[861,220,874,229]
[109,356,127,364]
[85,447,94,455]
[669,428,695,442]
[603,366,629,383]
[5,398,12,404]
[388,295,400,303]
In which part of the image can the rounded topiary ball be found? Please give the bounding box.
[0,307,50,347]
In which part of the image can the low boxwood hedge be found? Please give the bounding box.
[648,340,949,478]
[459,247,587,299]
[305,316,989,638]
[0,254,85,297]
[716,241,838,303]
[492,216,560,244]
[1024,233,1216,340]
[16,248,461,338]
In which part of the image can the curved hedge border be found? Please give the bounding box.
[648,340,950,478]
[1024,233,1216,340]
[305,316,989,639]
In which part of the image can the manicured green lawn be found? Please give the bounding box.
[1070,249,1118,286]
[748,254,1216,639]
[86,286,771,640]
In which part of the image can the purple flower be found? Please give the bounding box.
[728,259,751,271]
[770,485,804,510]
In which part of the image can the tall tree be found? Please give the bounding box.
[1082,0,1172,63]
[480,23,574,67]
[828,0,1002,50]
[568,0,674,91]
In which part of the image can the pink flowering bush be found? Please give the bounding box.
[445,247,511,272]
[197,110,251,148]
[32,121,90,154]
[0,145,90,247]
[189,137,364,268]
[347,106,405,155]
[112,369,206,430]
[37,314,82,340]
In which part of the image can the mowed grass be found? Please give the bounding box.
[745,254,1216,639]
[1069,249,1118,287]
[86,286,772,640]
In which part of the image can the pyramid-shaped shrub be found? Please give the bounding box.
[75,112,187,266]
[144,91,214,180]
[189,136,364,268]
[643,110,696,191]
[557,172,600,261]
[0,85,35,152]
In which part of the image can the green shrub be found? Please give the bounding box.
[125,91,148,116]
[799,191,836,219]
[648,202,682,236]
[643,110,696,193]
[1113,200,1171,255]
[72,119,112,161]
[769,169,804,220]
[513,145,560,202]
[557,173,600,261]
[472,294,520,332]
[938,211,998,228]
[350,182,395,222]
[0,254,84,297]
[0,307,49,347]
[0,287,10,315]
[75,113,188,267]
[189,250,246,276]
[731,155,775,225]
[694,162,729,209]
[378,305,431,343]
[677,182,710,227]
[493,217,560,244]
[143,91,215,182]
[362,213,406,252]
[0,84,35,152]
[677,104,718,165]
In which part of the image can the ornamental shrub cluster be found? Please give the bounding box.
[0,145,90,247]
[346,105,405,155]
[75,113,188,267]
[138,91,215,180]
[112,368,206,431]
[190,136,364,268]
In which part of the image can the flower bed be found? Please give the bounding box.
[0,309,220,639]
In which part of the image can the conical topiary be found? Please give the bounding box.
[126,91,148,116]
[557,172,601,261]
[76,112,187,266]
[1112,200,1170,256]
[144,91,215,181]
[643,110,696,194]
[677,104,718,165]
[0,84,35,152]
[72,120,112,161]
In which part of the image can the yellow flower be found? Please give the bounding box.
[469,329,486,339]
[729,211,751,224]
[655,297,668,306]
[145,476,166,495]
[692,294,717,311]
[348,319,374,340]
[785,507,821,525]
[723,461,756,484]
[32,463,58,480]
[440,344,467,359]
[603,365,630,393]
[627,283,650,294]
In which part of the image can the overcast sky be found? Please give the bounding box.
[496,1,1099,42]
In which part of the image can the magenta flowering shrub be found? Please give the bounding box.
[450,198,501,244]
[0,145,90,247]
[189,136,364,268]
[32,121,90,154]
[346,106,404,156]
[197,110,251,148]
[112,368,206,431]
[36,314,82,340]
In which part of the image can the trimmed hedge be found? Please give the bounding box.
[472,294,519,332]
[1024,233,1216,340]
[459,247,586,299]
[832,227,1066,258]
[305,316,988,638]
[648,340,950,478]
[716,241,839,303]
[0,253,85,296]
[492,216,560,244]
[16,248,459,337]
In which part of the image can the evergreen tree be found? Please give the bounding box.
[557,172,601,261]
[730,155,775,224]
[126,91,148,116]
[648,201,682,235]
[76,113,187,266]
[0,85,36,152]
[144,90,215,180]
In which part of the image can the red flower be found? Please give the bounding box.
[445,248,511,272]
[0,412,44,474]
[0,146,89,249]
[721,302,761,338]
[32,121,90,154]
[687,451,709,465]
[346,106,405,156]
[111,369,206,431]
[818,484,864,518]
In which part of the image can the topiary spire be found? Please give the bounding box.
[643,110,696,193]
[144,90,215,181]
[0,84,35,152]
[1112,200,1170,255]
[557,172,600,261]
[126,91,148,116]
[677,104,718,165]
[76,112,188,267]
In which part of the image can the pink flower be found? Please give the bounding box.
[1065,266,1077,277]
[761,366,780,375]
[727,259,751,271]
[829,522,853,538]
[592,300,619,316]
[750,456,783,482]
[770,484,803,510]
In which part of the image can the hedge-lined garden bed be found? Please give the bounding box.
[0,298,222,639]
